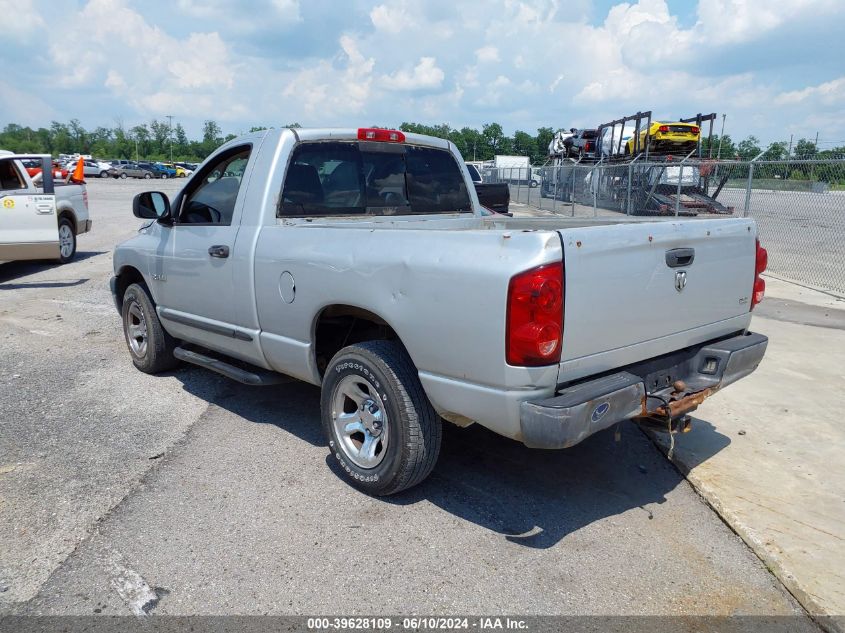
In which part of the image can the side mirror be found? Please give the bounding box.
[133,191,172,222]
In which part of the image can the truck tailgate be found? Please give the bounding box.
[558,219,756,379]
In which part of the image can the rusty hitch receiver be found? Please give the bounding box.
[634,380,711,434]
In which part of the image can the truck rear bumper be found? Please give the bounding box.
[519,331,767,449]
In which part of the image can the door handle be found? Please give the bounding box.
[208,245,230,258]
[665,248,694,268]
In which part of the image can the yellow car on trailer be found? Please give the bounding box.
[626,121,700,155]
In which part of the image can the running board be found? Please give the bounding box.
[173,347,289,386]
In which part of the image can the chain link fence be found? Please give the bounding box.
[482,158,845,295]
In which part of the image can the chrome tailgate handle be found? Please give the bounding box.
[666,248,694,268]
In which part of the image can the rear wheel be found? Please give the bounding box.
[56,217,76,263]
[144,172,152,179]
[121,283,178,374]
[160,173,169,179]
[120,172,127,179]
[321,340,441,496]
[99,170,109,178]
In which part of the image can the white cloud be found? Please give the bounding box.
[48,0,239,119]
[283,35,375,115]
[370,2,409,33]
[383,57,445,91]
[0,0,43,40]
[776,77,845,106]
[475,46,500,63]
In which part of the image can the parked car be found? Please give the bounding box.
[138,162,176,179]
[1,153,91,263]
[563,129,598,160]
[111,127,769,495]
[466,163,510,215]
[121,163,155,179]
[109,166,129,179]
[161,162,191,178]
[79,159,113,179]
[627,121,701,155]
[21,159,68,180]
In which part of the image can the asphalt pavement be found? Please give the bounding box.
[0,179,820,627]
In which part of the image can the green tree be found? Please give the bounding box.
[762,141,788,161]
[149,119,171,156]
[793,138,817,159]
[512,130,535,158]
[481,123,508,157]
[736,135,761,160]
[130,124,151,159]
[535,126,554,162]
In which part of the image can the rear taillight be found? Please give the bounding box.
[751,239,767,310]
[357,128,405,143]
[658,125,669,133]
[691,126,700,135]
[506,263,564,366]
[585,141,593,151]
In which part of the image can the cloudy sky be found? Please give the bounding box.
[3,0,844,147]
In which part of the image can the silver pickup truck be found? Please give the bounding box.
[111,127,768,495]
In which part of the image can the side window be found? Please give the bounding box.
[0,159,25,191]
[179,146,252,225]
[280,142,364,216]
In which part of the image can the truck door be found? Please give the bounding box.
[0,158,58,261]
[154,143,260,361]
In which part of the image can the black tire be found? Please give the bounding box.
[144,172,152,179]
[99,170,109,178]
[121,283,179,374]
[56,216,76,263]
[321,340,441,496]
[120,172,127,179]
[160,173,168,179]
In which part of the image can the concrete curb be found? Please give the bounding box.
[648,429,843,633]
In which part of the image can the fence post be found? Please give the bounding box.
[626,153,641,215]
[744,150,765,217]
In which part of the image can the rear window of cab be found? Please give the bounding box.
[279,141,472,217]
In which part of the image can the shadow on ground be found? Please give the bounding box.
[0,252,107,283]
[173,365,732,549]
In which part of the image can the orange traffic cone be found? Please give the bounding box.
[69,157,85,183]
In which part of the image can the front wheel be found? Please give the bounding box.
[121,283,179,374]
[144,172,152,179]
[321,340,441,496]
[120,172,127,179]
[160,173,169,179]
[99,170,109,178]
[56,217,76,263]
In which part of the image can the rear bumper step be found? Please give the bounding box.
[173,347,290,386]
[519,331,767,449]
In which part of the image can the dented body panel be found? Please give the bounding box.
[112,128,767,446]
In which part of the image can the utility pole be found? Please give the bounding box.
[814,131,819,157]
[166,115,174,163]
[717,114,726,159]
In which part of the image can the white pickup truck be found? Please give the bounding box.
[111,128,768,495]
[0,153,91,263]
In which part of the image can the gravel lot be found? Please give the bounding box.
[0,179,820,626]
